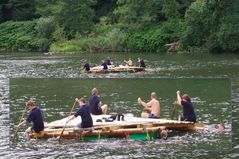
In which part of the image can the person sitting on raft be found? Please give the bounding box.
[138,57,146,68]
[17,100,44,140]
[105,57,112,65]
[101,61,108,70]
[67,97,93,128]
[83,60,90,71]
[89,88,108,115]
[138,92,160,119]
[176,90,196,122]
[124,58,133,66]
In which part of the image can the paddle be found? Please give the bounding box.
[58,100,77,142]
[171,103,178,120]
[11,103,28,142]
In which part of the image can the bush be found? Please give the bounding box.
[0,20,52,51]
[34,16,55,39]
[50,25,127,53]
[126,21,185,52]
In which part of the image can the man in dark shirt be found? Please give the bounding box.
[17,100,44,140]
[105,57,112,65]
[89,88,107,115]
[83,60,90,71]
[176,91,196,122]
[67,98,93,128]
[101,61,108,70]
[138,57,146,68]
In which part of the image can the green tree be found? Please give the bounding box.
[1,0,37,22]
[182,0,217,48]
[9,0,37,21]
[0,0,10,22]
[53,0,96,39]
[35,0,57,17]
[182,0,239,52]
[114,0,163,24]
[162,0,180,19]
[93,0,117,23]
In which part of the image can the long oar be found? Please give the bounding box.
[11,103,28,142]
[171,103,177,120]
[58,100,77,142]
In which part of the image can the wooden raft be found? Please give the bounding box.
[31,116,200,140]
[85,66,145,73]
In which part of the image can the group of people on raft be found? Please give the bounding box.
[83,57,146,71]
[16,89,199,141]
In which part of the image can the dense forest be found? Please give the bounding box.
[0,0,238,53]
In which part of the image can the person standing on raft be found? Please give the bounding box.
[17,100,44,141]
[138,92,160,118]
[176,90,196,122]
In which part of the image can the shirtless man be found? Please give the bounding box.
[124,58,133,66]
[138,92,160,118]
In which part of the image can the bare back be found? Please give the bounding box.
[148,98,160,117]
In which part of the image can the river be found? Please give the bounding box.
[0,52,239,158]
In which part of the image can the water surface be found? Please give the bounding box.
[0,52,238,158]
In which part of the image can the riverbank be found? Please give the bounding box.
[0,1,238,54]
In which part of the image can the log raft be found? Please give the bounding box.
[30,115,202,141]
[84,65,145,73]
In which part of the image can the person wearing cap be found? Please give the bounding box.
[138,92,160,118]
[67,97,93,128]
[17,100,44,140]
[176,90,196,122]
[89,88,107,115]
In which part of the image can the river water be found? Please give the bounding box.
[0,52,239,158]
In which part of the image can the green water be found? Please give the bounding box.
[0,52,238,158]
[10,78,231,123]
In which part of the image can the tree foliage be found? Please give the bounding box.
[182,0,239,52]
[114,0,164,24]
[0,0,238,52]
[53,0,96,39]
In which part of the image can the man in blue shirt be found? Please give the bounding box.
[17,100,44,140]
[89,88,107,115]
[67,97,93,128]
[176,90,196,122]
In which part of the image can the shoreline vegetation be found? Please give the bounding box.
[0,0,238,54]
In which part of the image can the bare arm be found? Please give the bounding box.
[138,98,152,108]
[17,119,27,128]
[99,101,102,107]
[176,91,182,105]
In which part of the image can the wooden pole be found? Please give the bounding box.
[171,103,177,120]
[11,103,28,142]
[58,100,77,142]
